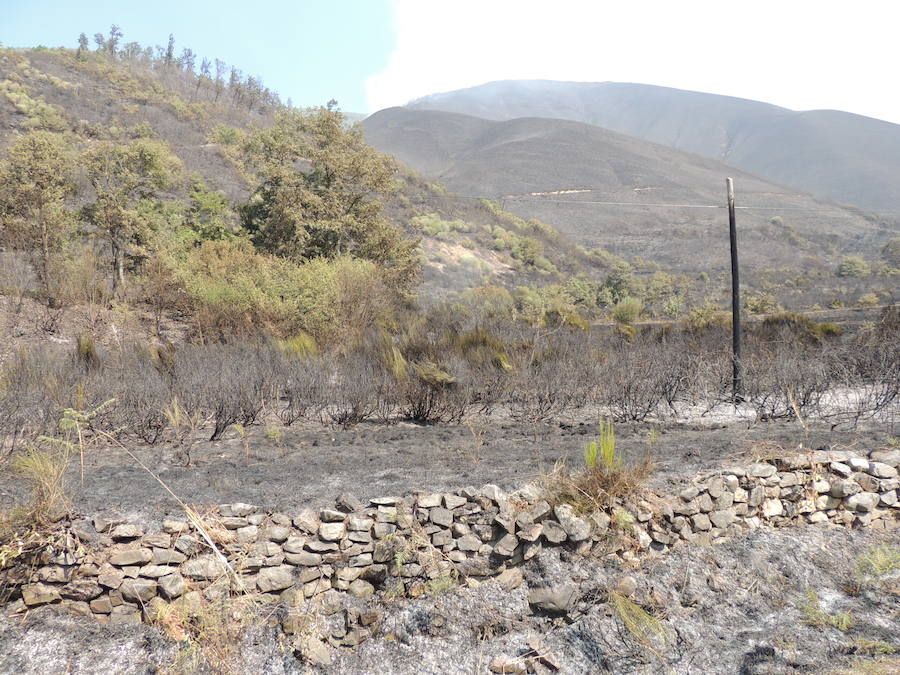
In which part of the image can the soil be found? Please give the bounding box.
[1,413,894,525]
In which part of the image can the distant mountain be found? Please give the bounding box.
[407,81,900,213]
[364,107,892,273]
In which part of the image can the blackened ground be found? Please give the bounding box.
[0,413,894,523]
[2,525,898,674]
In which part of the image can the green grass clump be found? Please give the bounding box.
[856,545,900,585]
[585,418,618,470]
[800,589,854,631]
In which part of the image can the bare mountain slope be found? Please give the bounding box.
[407,80,900,213]
[363,107,891,273]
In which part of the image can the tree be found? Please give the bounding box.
[81,139,182,297]
[836,255,870,278]
[178,47,195,73]
[93,33,106,51]
[196,57,211,100]
[213,59,226,102]
[0,131,75,300]
[164,34,175,68]
[77,33,89,60]
[107,25,122,56]
[241,108,419,288]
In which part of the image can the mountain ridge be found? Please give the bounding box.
[406,80,900,212]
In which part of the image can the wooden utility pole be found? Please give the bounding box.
[727,177,743,401]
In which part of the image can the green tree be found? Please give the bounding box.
[836,255,870,278]
[81,138,182,297]
[241,107,419,288]
[882,238,900,267]
[76,33,89,60]
[0,131,75,300]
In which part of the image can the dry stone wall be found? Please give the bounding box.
[4,447,899,646]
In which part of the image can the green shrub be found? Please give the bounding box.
[612,297,643,325]
[837,255,870,277]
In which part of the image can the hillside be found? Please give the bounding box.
[0,47,617,308]
[363,106,894,275]
[407,80,900,213]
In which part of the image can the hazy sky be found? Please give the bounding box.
[2,0,897,123]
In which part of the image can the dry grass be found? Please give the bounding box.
[542,454,653,514]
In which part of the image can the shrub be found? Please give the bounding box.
[612,297,643,325]
[836,255,870,277]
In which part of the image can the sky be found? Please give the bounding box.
[2,0,898,124]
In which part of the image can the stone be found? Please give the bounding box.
[880,490,898,507]
[372,523,396,539]
[416,493,442,508]
[542,520,567,544]
[320,508,346,523]
[489,567,521,592]
[674,500,700,516]
[284,551,322,567]
[299,637,333,667]
[495,533,519,557]
[749,463,777,478]
[106,605,142,625]
[139,565,175,579]
[98,568,125,589]
[93,515,125,533]
[480,484,507,503]
[319,522,346,542]
[347,516,374,532]
[529,500,553,523]
[120,579,157,603]
[37,566,71,583]
[748,486,765,507]
[430,507,454,528]
[732,487,748,503]
[282,537,306,554]
[697,493,714,513]
[614,575,638,598]
[257,566,295,592]
[265,525,291,543]
[830,479,862,498]
[709,510,735,529]
[778,472,800,487]
[304,577,332,598]
[234,525,258,544]
[444,494,468,510]
[432,530,452,547]
[517,523,543,542]
[162,519,189,534]
[151,549,186,565]
[109,548,152,567]
[223,503,256,517]
[182,555,227,580]
[157,574,186,599]
[845,492,880,512]
[293,509,320,534]
[220,517,248,530]
[89,596,113,614]
[142,534,171,548]
[679,486,699,501]
[762,499,784,518]
[707,477,726,498]
[22,583,61,606]
[457,534,482,552]
[691,513,712,531]
[110,524,144,541]
[830,462,853,478]
[554,504,591,541]
[868,462,899,479]
[376,506,398,523]
[808,511,828,524]
[348,579,375,598]
[336,492,364,513]
[816,495,841,510]
[489,657,528,674]
[528,585,579,615]
[174,536,199,556]
[848,457,870,471]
